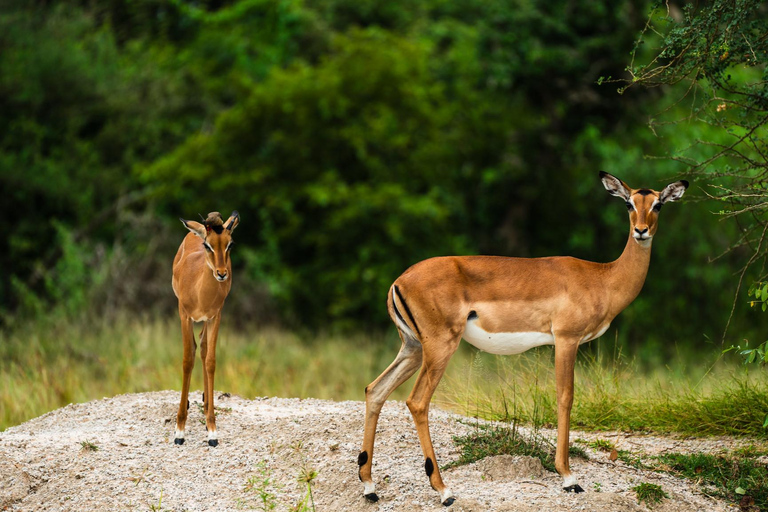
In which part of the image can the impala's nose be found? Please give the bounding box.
[216,270,228,281]
[634,227,650,240]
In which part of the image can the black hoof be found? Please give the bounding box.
[174,438,184,445]
[208,439,218,447]
[442,497,456,507]
[564,484,584,493]
[364,493,379,503]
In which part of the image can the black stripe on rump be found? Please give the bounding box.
[393,285,421,336]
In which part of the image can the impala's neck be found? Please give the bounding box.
[606,231,652,316]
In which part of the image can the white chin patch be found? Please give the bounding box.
[563,474,578,488]
[363,481,376,495]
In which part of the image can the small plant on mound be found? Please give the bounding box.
[632,482,668,507]
[79,440,99,452]
[243,460,281,511]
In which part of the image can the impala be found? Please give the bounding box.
[358,172,688,505]
[172,210,239,447]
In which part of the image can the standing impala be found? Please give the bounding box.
[358,172,688,505]
[172,211,239,447]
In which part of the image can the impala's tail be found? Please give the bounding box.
[389,284,421,340]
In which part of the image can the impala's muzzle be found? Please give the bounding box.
[633,226,651,241]
[215,269,228,282]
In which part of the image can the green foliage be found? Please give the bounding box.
[625,0,768,344]
[0,0,762,354]
[631,482,668,507]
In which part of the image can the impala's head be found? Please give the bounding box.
[180,211,240,282]
[600,172,688,246]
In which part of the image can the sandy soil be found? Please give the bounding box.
[0,391,743,511]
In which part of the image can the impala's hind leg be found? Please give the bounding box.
[359,331,422,502]
[407,333,462,506]
[175,311,196,445]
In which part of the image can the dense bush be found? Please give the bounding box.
[1,0,761,353]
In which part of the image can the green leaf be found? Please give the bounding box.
[762,415,768,429]
[735,487,746,495]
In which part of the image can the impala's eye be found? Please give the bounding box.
[226,241,234,252]
[625,201,634,211]
[203,242,214,252]
[652,202,663,212]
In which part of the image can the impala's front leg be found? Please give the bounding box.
[554,336,583,493]
[175,314,196,445]
[203,314,221,446]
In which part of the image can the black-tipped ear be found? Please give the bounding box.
[659,180,688,204]
[600,171,631,201]
[180,218,207,239]
[225,210,240,232]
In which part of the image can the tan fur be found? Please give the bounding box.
[359,174,687,504]
[172,211,239,445]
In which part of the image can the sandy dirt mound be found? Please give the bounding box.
[0,391,734,511]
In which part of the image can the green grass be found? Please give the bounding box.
[439,344,768,438]
[657,452,768,509]
[632,483,668,507]
[3,314,768,444]
[0,315,422,430]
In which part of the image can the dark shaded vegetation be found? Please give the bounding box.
[447,423,587,473]
[0,0,765,360]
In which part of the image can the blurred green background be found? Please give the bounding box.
[1,0,767,428]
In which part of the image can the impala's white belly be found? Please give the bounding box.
[462,318,554,355]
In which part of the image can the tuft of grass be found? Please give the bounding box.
[80,440,99,452]
[447,422,586,473]
[632,482,668,507]
[586,438,616,452]
[657,452,768,509]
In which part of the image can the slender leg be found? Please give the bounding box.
[199,323,208,412]
[175,310,196,445]
[554,336,583,492]
[203,314,222,447]
[406,334,462,506]
[359,331,423,502]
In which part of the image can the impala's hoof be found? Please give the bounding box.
[174,438,184,445]
[364,493,379,503]
[208,439,218,447]
[442,497,456,507]
[564,484,584,493]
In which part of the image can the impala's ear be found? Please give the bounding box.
[225,210,240,232]
[659,180,689,204]
[180,218,207,239]
[599,171,631,201]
